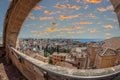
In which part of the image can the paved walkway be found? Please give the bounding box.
[0,63,8,80]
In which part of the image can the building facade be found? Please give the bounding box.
[94,48,117,68]
[52,52,67,65]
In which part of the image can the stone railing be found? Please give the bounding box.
[8,46,120,80]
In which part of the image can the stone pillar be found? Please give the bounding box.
[111,0,120,27]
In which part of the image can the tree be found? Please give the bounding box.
[44,52,48,57]
[49,59,53,64]
[56,45,60,53]
[44,45,49,52]
[64,49,71,53]
[44,52,50,57]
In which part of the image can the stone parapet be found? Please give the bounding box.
[9,47,120,80]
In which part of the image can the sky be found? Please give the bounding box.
[0,0,10,38]
[0,0,120,39]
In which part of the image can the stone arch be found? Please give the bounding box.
[2,0,120,80]
[3,0,40,48]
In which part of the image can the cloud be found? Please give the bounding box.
[97,8,106,12]
[97,22,102,24]
[55,3,80,10]
[105,33,111,36]
[51,22,58,26]
[90,29,97,33]
[59,14,79,20]
[85,0,101,4]
[97,5,113,12]
[106,18,118,22]
[33,5,44,10]
[86,13,97,19]
[30,30,37,33]
[46,26,81,32]
[71,26,81,29]
[36,32,43,36]
[44,10,62,15]
[39,16,53,20]
[84,5,89,10]
[28,13,35,20]
[76,22,92,25]
[103,25,113,29]
[46,28,69,32]
[33,32,43,37]
[77,30,84,34]
[44,31,49,35]
[29,15,35,20]
[57,32,66,37]
[46,28,58,32]
[60,32,65,34]
[67,31,74,34]
[38,25,43,28]
[76,0,81,3]
[107,5,114,10]
[44,10,54,15]
[31,30,48,36]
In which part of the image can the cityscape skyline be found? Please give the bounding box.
[0,0,120,39]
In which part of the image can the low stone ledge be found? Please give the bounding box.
[11,47,120,78]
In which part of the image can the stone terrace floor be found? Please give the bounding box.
[0,63,8,80]
[0,55,27,80]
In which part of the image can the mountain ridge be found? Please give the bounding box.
[102,37,120,50]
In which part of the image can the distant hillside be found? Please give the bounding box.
[102,37,120,50]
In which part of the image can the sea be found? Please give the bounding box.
[73,39,104,43]
[19,38,104,43]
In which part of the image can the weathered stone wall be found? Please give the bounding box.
[3,0,40,64]
[0,47,4,57]
[111,0,120,27]
[95,54,117,68]
[9,51,44,80]
[0,63,9,80]
[0,50,3,57]
[9,47,120,80]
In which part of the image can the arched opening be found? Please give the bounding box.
[17,0,120,69]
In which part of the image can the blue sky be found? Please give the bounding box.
[0,0,120,39]
[0,0,10,38]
